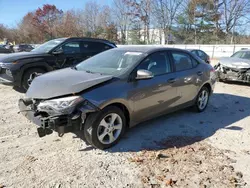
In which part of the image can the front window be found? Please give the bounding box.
[56,42,81,54]
[32,38,66,53]
[137,51,172,76]
[231,51,250,60]
[76,49,144,76]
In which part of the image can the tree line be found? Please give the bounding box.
[0,0,250,45]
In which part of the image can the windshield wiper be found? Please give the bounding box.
[85,70,95,74]
[71,66,77,70]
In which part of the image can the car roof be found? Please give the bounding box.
[186,49,196,51]
[65,37,116,46]
[116,46,189,54]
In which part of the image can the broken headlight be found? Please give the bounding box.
[37,96,84,115]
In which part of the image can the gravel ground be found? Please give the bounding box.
[0,81,250,188]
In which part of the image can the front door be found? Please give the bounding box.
[55,41,85,68]
[129,51,178,123]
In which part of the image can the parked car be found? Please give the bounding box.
[0,37,116,91]
[19,47,216,149]
[188,49,210,64]
[13,44,34,52]
[0,45,12,54]
[214,50,250,83]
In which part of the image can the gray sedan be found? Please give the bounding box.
[215,50,250,83]
[19,47,216,149]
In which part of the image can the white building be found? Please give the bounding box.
[117,28,174,44]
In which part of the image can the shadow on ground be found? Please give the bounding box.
[221,80,250,87]
[88,93,250,152]
[12,86,25,93]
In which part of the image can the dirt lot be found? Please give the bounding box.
[0,81,250,188]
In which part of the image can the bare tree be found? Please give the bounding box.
[83,1,100,37]
[113,0,132,44]
[221,0,250,43]
[152,0,183,44]
[124,0,152,44]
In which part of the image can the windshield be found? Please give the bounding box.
[32,38,66,53]
[231,51,250,60]
[76,49,144,76]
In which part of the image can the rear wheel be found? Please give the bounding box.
[84,106,126,150]
[21,68,45,91]
[195,86,210,112]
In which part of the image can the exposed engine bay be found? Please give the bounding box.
[215,63,250,83]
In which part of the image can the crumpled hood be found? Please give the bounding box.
[26,68,113,99]
[0,51,49,62]
[219,57,250,69]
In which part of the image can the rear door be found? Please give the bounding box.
[129,51,178,122]
[81,41,114,60]
[170,50,203,105]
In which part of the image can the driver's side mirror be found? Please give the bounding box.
[136,69,154,80]
[52,48,63,55]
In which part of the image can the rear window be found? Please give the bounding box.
[171,52,193,71]
[82,41,113,53]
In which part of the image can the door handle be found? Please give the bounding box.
[168,78,176,83]
[197,71,203,76]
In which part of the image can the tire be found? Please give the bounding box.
[21,68,45,91]
[84,106,126,150]
[195,86,210,112]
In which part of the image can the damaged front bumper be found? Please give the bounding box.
[214,63,250,83]
[18,98,99,137]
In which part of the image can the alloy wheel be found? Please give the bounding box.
[27,72,43,86]
[198,90,209,110]
[97,113,123,144]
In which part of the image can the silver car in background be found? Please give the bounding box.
[19,47,216,149]
[215,50,250,83]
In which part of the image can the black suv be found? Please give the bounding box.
[0,37,116,91]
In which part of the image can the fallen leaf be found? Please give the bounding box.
[26,156,38,162]
[156,175,165,181]
[155,152,168,160]
[236,172,243,178]
[129,157,144,163]
[142,176,149,183]
[229,176,237,183]
[166,178,177,186]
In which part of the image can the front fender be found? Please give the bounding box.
[87,97,132,115]
[15,61,53,85]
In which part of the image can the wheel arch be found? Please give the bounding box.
[201,82,212,95]
[18,62,52,85]
[100,101,131,128]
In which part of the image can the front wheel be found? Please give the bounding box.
[84,106,126,150]
[195,86,210,112]
[21,68,45,91]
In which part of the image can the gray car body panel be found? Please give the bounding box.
[81,62,214,126]
[26,68,113,99]
[25,47,215,127]
[219,57,250,68]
